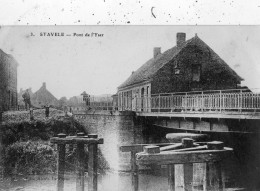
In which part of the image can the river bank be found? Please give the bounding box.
[0,109,108,182]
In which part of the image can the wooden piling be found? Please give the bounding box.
[216,162,223,191]
[57,133,66,191]
[88,134,98,191]
[131,151,139,191]
[76,133,85,191]
[183,163,193,191]
[168,165,175,191]
[204,162,211,191]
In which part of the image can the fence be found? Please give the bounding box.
[129,89,260,113]
[89,96,114,111]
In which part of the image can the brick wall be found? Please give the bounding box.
[0,51,18,111]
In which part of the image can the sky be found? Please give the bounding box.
[0,26,260,99]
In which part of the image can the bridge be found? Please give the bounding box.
[118,88,260,120]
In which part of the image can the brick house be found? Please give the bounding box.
[0,49,18,111]
[117,33,243,111]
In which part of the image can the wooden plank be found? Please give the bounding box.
[57,144,66,191]
[88,143,98,191]
[76,143,85,191]
[183,163,193,191]
[120,143,176,153]
[168,165,175,191]
[173,145,207,152]
[154,124,254,135]
[50,137,103,144]
[160,143,182,151]
[144,146,160,154]
[136,148,233,165]
[207,141,224,150]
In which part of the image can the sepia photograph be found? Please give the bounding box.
[0,26,260,191]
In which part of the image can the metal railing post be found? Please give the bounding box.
[185,93,188,112]
[240,90,242,112]
[220,90,222,113]
[158,94,160,113]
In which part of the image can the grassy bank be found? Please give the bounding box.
[0,109,109,177]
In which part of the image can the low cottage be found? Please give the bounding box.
[117,33,243,111]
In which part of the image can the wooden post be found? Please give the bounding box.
[88,134,98,191]
[76,132,85,191]
[183,163,193,191]
[131,151,139,191]
[168,165,175,191]
[204,162,211,191]
[57,133,66,191]
[215,162,223,191]
[204,141,224,191]
[30,108,34,121]
[182,138,194,191]
[182,138,194,148]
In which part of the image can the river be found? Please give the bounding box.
[1,112,254,190]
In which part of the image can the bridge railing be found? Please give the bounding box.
[134,89,260,112]
[89,96,114,110]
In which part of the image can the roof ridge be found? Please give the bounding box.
[118,36,196,89]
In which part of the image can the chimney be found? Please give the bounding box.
[43,82,46,89]
[153,47,161,58]
[176,32,186,47]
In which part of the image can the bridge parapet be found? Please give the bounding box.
[119,89,260,116]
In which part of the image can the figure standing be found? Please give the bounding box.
[22,89,31,110]
[29,108,34,121]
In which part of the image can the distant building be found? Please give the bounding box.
[112,94,118,110]
[31,82,58,107]
[0,49,18,111]
[117,33,243,111]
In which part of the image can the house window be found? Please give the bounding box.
[174,69,180,75]
[192,65,201,82]
[174,61,179,68]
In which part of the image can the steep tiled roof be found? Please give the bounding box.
[195,37,243,81]
[118,35,243,89]
[118,38,194,89]
[32,83,58,107]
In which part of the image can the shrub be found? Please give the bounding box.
[3,140,109,177]
[4,141,56,176]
